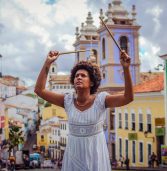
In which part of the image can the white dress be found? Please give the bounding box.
[61,92,112,171]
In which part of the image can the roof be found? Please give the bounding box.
[134,72,164,93]
[2,75,19,80]
[105,72,164,95]
[49,74,70,83]
[16,86,27,90]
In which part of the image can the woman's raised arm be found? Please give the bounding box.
[34,51,64,108]
[105,51,134,108]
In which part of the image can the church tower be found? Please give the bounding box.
[73,12,99,64]
[98,0,141,91]
[97,0,141,161]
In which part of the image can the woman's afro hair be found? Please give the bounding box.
[70,61,101,94]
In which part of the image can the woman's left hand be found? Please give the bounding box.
[120,50,131,68]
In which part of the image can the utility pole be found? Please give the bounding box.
[0,54,2,77]
[159,54,167,145]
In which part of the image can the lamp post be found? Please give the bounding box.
[159,54,167,145]
[0,54,2,77]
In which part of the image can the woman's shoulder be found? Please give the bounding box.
[64,93,74,106]
[97,91,110,99]
[95,91,110,108]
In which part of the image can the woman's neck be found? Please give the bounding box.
[76,91,91,103]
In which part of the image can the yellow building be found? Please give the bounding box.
[42,104,67,121]
[37,104,67,156]
[115,73,165,167]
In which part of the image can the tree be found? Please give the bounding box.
[8,125,24,154]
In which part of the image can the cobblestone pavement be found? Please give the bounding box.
[1,166,167,171]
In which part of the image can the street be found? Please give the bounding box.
[1,167,166,171]
[5,167,167,171]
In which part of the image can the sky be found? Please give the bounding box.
[0,0,166,86]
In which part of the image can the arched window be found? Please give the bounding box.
[102,38,106,59]
[52,67,55,73]
[92,49,98,63]
[77,52,79,62]
[120,36,128,53]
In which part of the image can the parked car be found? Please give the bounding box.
[29,153,41,168]
[42,159,53,168]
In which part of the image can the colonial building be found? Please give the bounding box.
[59,119,68,159]
[48,64,74,94]
[0,75,26,95]
[0,98,5,144]
[115,73,165,167]
[3,94,38,149]
[0,82,16,98]
[37,104,68,159]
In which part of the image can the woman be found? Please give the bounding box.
[34,50,133,171]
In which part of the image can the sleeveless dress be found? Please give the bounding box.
[61,92,112,171]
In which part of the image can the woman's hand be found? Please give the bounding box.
[120,50,131,68]
[45,50,59,66]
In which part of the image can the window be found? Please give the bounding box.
[77,52,79,62]
[125,140,128,158]
[102,38,106,59]
[125,113,128,129]
[147,144,152,162]
[119,138,122,157]
[103,72,106,79]
[139,113,143,131]
[110,113,114,130]
[118,113,122,128]
[120,36,128,53]
[92,49,98,63]
[132,141,136,163]
[139,142,143,162]
[131,113,135,131]
[41,135,44,142]
[147,114,152,132]
[52,67,55,73]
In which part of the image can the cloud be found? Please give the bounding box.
[139,36,163,72]
[146,5,163,34]
[0,0,167,86]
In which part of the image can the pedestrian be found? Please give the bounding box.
[34,50,133,171]
[151,152,156,168]
[124,156,130,170]
[148,154,152,167]
[155,156,159,167]
[119,155,124,167]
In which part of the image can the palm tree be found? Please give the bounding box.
[8,125,24,155]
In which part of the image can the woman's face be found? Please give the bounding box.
[74,69,91,91]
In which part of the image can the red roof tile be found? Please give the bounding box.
[134,73,164,93]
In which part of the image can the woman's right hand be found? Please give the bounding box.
[45,50,59,66]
